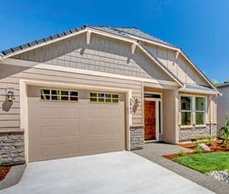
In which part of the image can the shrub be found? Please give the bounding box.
[194,146,203,154]
[220,116,229,148]
[178,149,185,156]
[193,134,216,145]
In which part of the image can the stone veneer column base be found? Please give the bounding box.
[179,124,218,142]
[130,126,144,150]
[0,132,25,165]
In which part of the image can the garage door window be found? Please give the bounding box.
[40,89,78,101]
[90,92,119,103]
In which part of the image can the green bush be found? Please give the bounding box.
[178,149,185,156]
[194,146,203,154]
[220,116,229,148]
[193,134,216,145]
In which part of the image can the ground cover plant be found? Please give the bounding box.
[173,152,229,173]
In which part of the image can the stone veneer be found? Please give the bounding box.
[179,124,217,142]
[0,132,25,165]
[130,126,144,150]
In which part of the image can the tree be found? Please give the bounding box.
[211,79,219,86]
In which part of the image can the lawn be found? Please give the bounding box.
[173,152,229,173]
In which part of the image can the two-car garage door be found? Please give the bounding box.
[28,86,125,162]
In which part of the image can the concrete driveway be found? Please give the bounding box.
[0,151,214,194]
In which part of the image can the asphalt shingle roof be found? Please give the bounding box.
[89,26,175,47]
[0,25,176,57]
[184,84,215,93]
[217,82,229,88]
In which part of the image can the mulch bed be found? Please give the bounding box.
[163,140,229,160]
[0,166,11,182]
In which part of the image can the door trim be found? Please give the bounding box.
[144,92,163,141]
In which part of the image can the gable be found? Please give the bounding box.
[143,43,211,87]
[11,33,175,83]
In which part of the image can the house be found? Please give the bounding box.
[0,25,220,165]
[217,82,229,130]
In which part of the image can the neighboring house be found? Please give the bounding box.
[0,25,220,164]
[217,82,229,130]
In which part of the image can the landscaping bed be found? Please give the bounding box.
[0,166,11,181]
[163,136,229,185]
[164,139,228,160]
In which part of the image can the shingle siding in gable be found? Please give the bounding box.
[143,43,209,86]
[12,34,173,82]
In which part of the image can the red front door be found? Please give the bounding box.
[144,101,156,140]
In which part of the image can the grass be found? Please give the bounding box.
[173,152,229,173]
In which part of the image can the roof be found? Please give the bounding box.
[89,26,175,47]
[217,82,229,88]
[0,25,176,57]
[179,84,218,95]
[0,25,220,94]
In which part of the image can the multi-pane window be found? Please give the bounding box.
[195,97,206,125]
[180,96,206,126]
[40,89,78,101]
[181,97,192,126]
[90,92,119,103]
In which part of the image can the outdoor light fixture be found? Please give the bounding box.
[129,97,141,114]
[6,91,15,102]
[134,98,140,107]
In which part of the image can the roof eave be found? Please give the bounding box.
[1,27,88,59]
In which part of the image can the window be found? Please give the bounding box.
[180,96,206,126]
[40,89,78,101]
[181,97,192,126]
[90,92,119,103]
[195,97,206,125]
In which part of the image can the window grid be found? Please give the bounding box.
[40,89,78,102]
[90,92,119,103]
[180,96,206,126]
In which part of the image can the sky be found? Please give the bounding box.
[0,0,228,83]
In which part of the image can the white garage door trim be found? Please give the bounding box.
[20,79,132,163]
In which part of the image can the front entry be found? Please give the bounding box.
[144,101,156,140]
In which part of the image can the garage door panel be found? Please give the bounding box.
[41,136,80,145]
[41,143,80,157]
[41,118,80,127]
[90,140,122,152]
[90,107,121,118]
[41,126,80,138]
[90,123,122,135]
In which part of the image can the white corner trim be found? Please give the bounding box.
[19,79,28,163]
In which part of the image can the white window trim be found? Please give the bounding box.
[180,95,207,128]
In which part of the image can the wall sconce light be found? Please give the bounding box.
[134,98,140,107]
[129,97,141,114]
[6,91,15,102]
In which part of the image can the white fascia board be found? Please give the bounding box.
[2,29,88,59]
[1,58,178,87]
